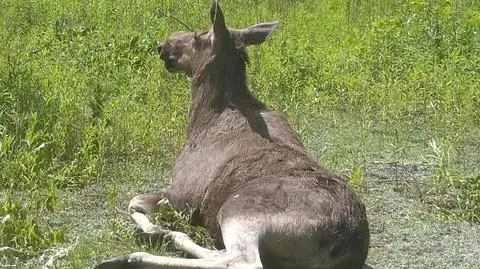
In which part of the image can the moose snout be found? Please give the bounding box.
[156,42,173,63]
[155,41,184,74]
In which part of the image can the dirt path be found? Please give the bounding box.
[364,162,480,269]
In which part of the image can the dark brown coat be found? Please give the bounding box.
[94,2,370,269]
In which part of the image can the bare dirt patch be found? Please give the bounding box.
[363,162,480,269]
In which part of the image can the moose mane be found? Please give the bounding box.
[188,33,266,138]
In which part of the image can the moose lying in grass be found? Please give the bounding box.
[94,1,369,268]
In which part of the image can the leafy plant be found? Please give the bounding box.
[423,138,480,222]
[0,191,65,258]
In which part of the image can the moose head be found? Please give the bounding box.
[157,0,279,77]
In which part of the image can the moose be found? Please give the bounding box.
[94,1,369,269]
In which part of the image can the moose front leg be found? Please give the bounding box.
[127,190,222,259]
[128,190,170,234]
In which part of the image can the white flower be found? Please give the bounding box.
[1,214,11,224]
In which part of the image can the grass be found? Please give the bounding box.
[1,0,479,268]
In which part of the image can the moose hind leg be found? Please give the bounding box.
[128,190,222,259]
[93,251,262,269]
[93,252,228,269]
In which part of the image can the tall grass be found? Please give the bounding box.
[1,0,479,259]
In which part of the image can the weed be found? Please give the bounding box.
[0,191,65,259]
[423,138,480,222]
[350,163,367,192]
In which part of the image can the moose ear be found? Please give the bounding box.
[210,0,229,41]
[242,22,279,46]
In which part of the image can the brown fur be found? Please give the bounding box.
[94,2,369,269]
[159,2,370,268]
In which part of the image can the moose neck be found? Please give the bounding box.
[188,51,265,136]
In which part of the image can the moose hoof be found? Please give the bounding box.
[93,252,149,269]
[92,255,129,269]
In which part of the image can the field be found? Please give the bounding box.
[1,0,479,268]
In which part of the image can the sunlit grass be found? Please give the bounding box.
[1,0,479,266]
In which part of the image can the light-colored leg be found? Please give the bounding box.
[128,192,222,258]
[94,200,264,269]
[128,192,169,234]
[164,231,224,258]
[93,252,262,269]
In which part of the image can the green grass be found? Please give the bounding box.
[1,0,479,268]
